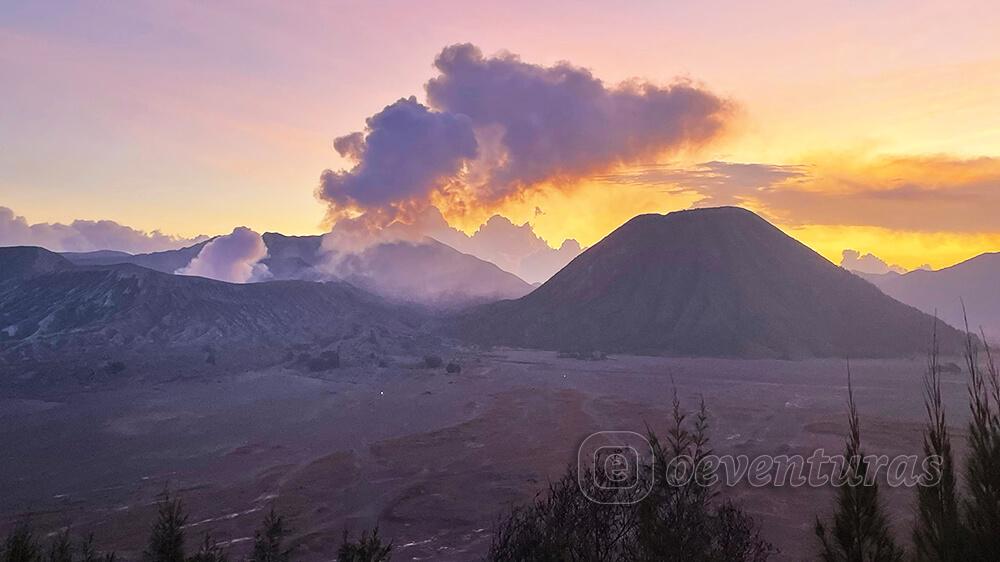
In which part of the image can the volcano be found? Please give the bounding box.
[61,233,532,307]
[0,247,426,380]
[455,207,964,358]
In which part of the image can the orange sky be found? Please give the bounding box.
[2,1,1000,270]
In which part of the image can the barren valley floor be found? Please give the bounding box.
[0,350,967,561]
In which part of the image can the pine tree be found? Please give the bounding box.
[638,393,719,559]
[78,535,98,562]
[143,491,187,562]
[913,324,963,561]
[960,317,1000,560]
[816,365,904,562]
[337,528,392,562]
[248,509,291,562]
[187,534,227,562]
[78,533,115,562]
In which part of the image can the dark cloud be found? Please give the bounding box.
[598,161,808,205]
[426,44,731,196]
[318,44,731,221]
[319,96,478,216]
[0,206,207,253]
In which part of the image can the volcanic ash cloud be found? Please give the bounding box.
[318,43,733,223]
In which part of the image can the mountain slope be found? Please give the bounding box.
[454,207,963,358]
[332,238,534,307]
[0,247,426,374]
[0,246,74,282]
[864,253,1000,340]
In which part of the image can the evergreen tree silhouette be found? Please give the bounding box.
[816,365,904,562]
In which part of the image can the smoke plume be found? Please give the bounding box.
[175,227,271,283]
[318,43,731,224]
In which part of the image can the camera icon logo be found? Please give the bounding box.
[577,431,654,504]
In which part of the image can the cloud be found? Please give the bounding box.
[396,207,582,284]
[0,206,207,253]
[175,227,271,283]
[749,154,1000,233]
[426,44,731,194]
[597,161,807,205]
[318,43,731,223]
[600,154,1000,237]
[319,96,478,218]
[520,239,583,284]
[840,249,907,275]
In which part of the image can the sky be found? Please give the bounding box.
[2,0,1000,271]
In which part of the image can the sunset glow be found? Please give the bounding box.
[3,0,999,269]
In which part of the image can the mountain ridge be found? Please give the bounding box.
[863,252,1000,340]
[0,247,430,384]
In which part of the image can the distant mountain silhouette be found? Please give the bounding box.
[61,233,532,307]
[61,241,209,273]
[455,207,964,358]
[0,246,73,281]
[0,247,424,375]
[862,253,1000,340]
[57,249,132,266]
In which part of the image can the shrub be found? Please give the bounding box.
[423,355,443,369]
[2,526,117,562]
[445,362,461,374]
[143,491,187,562]
[307,350,340,372]
[187,535,227,562]
[337,528,392,562]
[104,361,126,375]
[940,361,962,374]
[2,522,40,562]
[46,531,72,562]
